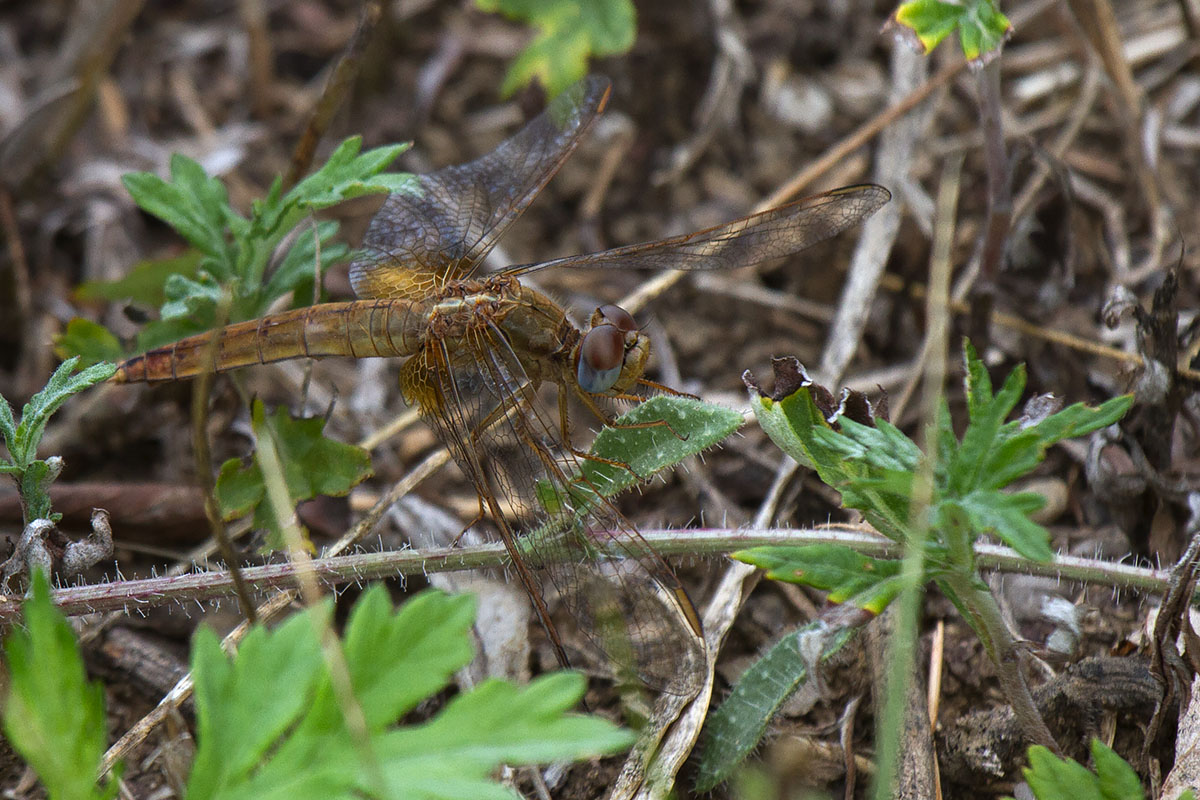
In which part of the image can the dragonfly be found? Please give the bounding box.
[113,75,890,693]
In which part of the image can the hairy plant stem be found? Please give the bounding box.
[0,526,1174,624]
[941,571,1061,754]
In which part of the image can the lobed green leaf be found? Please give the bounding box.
[187,588,629,800]
[477,0,636,96]
[11,358,116,469]
[214,400,373,546]
[1018,739,1147,800]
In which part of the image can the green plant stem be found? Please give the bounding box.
[191,306,257,623]
[0,527,1174,624]
[942,570,1061,754]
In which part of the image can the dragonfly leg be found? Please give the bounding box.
[574,384,689,444]
[558,389,646,481]
[634,376,699,400]
[449,500,487,548]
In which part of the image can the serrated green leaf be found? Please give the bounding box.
[579,395,742,498]
[283,139,413,215]
[341,590,477,725]
[187,588,629,800]
[377,673,632,790]
[733,544,903,606]
[54,319,126,368]
[123,156,234,265]
[3,571,119,800]
[950,359,1026,495]
[12,358,116,468]
[187,604,329,800]
[115,137,412,351]
[953,490,1053,562]
[839,417,922,473]
[476,0,636,96]
[1019,739,1145,800]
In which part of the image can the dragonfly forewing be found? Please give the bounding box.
[512,183,891,275]
[350,75,612,299]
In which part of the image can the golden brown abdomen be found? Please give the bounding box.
[113,299,429,383]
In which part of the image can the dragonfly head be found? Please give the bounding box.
[576,304,650,395]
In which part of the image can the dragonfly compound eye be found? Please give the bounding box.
[597,304,637,332]
[577,324,625,393]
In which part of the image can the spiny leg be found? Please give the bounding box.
[574,383,690,445]
[558,388,649,482]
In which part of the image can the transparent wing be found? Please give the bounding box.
[400,323,704,693]
[509,184,890,275]
[350,76,612,301]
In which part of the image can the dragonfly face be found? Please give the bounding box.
[575,304,650,395]
[113,74,890,693]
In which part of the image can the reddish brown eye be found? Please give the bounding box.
[597,304,636,332]
[577,325,624,393]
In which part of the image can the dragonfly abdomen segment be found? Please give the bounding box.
[113,299,429,383]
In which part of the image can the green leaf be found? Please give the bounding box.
[1090,739,1145,799]
[949,489,1053,561]
[214,400,373,545]
[893,0,961,53]
[116,138,413,344]
[123,155,236,267]
[73,251,203,306]
[749,381,849,481]
[260,221,349,311]
[892,0,1011,63]
[54,319,126,368]
[733,544,904,610]
[340,590,477,726]
[3,571,119,800]
[186,602,330,800]
[19,459,62,523]
[1019,739,1146,800]
[578,395,742,499]
[949,351,1026,496]
[476,0,636,96]
[0,391,16,453]
[10,358,116,469]
[159,272,223,322]
[694,621,856,791]
[282,139,414,220]
[186,587,630,800]
[377,673,633,793]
